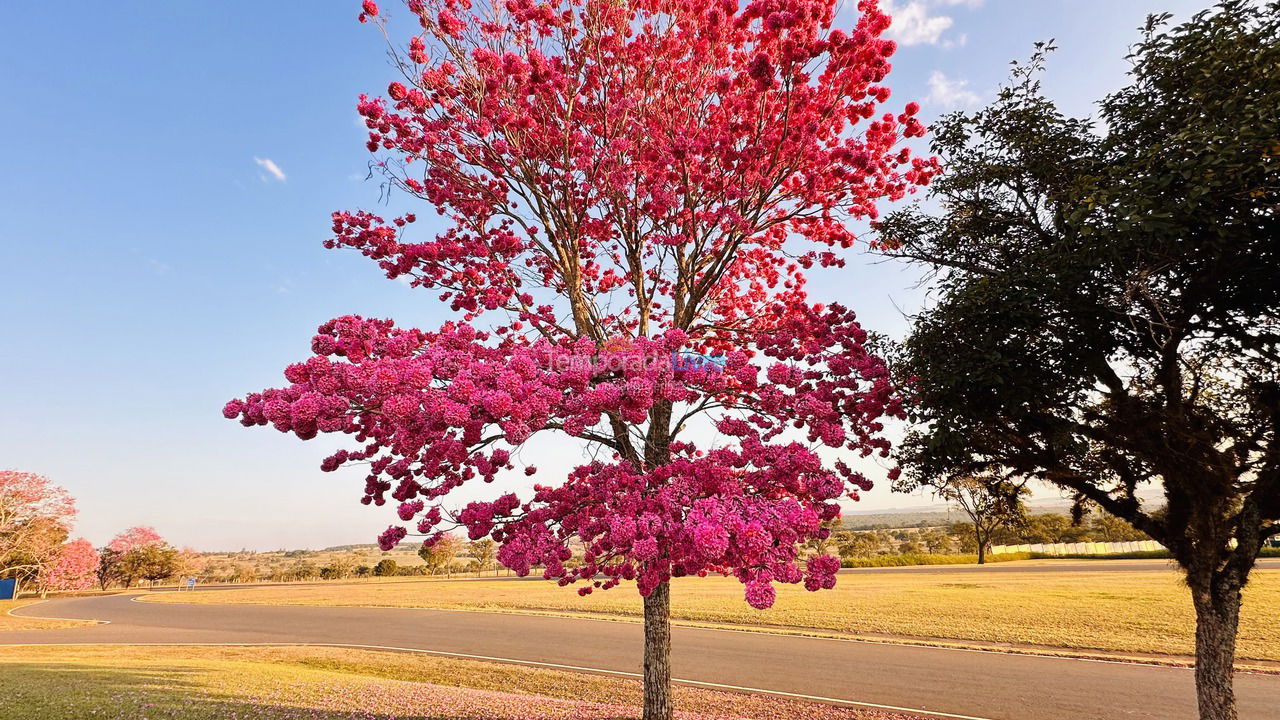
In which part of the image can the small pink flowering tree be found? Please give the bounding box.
[40,538,99,595]
[226,0,933,716]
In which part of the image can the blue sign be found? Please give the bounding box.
[671,351,726,373]
[0,578,16,600]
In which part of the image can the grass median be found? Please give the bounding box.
[145,564,1280,662]
[0,645,917,720]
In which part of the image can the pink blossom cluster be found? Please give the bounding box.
[41,538,99,592]
[226,304,899,606]
[106,525,165,553]
[330,0,935,338]
[227,0,930,610]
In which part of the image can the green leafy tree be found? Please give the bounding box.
[937,475,1026,564]
[95,547,122,590]
[833,531,881,560]
[918,528,955,554]
[468,539,496,577]
[1088,512,1149,542]
[418,535,463,577]
[290,560,320,581]
[373,558,398,577]
[115,544,181,588]
[232,563,257,584]
[947,523,979,554]
[882,5,1280,717]
[320,555,356,580]
[1017,514,1091,545]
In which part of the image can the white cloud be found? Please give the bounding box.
[927,70,981,109]
[253,156,287,182]
[882,0,979,47]
[885,1,953,46]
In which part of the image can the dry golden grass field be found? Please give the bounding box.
[145,562,1280,661]
[0,645,916,720]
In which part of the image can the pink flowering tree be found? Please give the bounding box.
[226,0,933,716]
[100,526,170,589]
[0,471,77,587]
[39,538,99,595]
[106,526,164,554]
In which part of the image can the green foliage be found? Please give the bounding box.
[98,544,181,589]
[122,545,181,585]
[1030,550,1173,561]
[290,561,320,581]
[468,539,496,575]
[950,511,1151,547]
[95,548,122,591]
[841,552,1033,568]
[418,535,464,576]
[883,1,1280,582]
[373,559,398,577]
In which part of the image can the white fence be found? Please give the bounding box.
[989,540,1164,556]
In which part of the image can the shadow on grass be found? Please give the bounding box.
[0,661,609,720]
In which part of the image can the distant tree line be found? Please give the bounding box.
[190,536,502,584]
[831,511,1149,562]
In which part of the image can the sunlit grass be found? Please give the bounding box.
[0,645,913,720]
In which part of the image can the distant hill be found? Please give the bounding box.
[840,499,1075,531]
[840,509,964,530]
[321,543,381,553]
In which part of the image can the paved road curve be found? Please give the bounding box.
[5,593,1280,719]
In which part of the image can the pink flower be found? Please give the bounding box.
[745,580,776,609]
[438,9,465,36]
[228,0,923,617]
[377,525,407,551]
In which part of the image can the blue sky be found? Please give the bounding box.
[0,0,1209,550]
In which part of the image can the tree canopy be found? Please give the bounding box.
[882,4,1279,717]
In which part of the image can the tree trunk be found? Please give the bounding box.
[1190,574,1242,720]
[643,581,673,720]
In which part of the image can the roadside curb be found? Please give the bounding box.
[4,599,109,627]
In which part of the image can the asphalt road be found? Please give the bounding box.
[6,592,1280,720]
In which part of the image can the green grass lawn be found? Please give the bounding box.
[0,645,915,720]
[147,563,1280,661]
